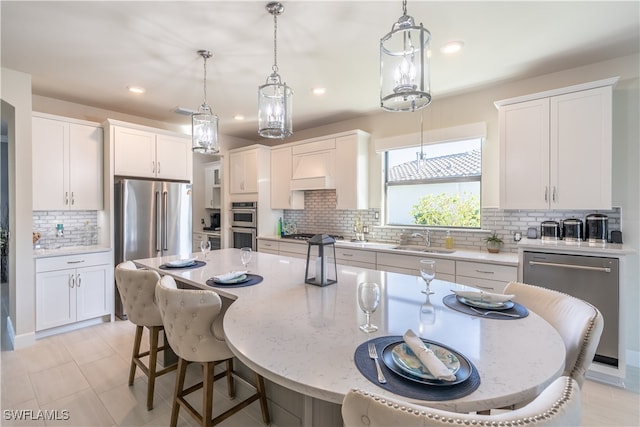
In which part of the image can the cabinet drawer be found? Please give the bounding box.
[376,253,455,275]
[332,248,376,264]
[258,240,279,254]
[36,251,111,273]
[456,276,508,293]
[278,242,308,255]
[456,261,517,282]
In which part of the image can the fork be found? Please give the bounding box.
[368,343,387,383]
[468,306,521,318]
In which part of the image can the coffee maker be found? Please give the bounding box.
[204,212,221,231]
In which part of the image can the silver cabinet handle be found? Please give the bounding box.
[152,161,156,173]
[544,186,548,202]
[76,274,81,288]
[69,274,75,288]
[65,191,69,205]
[71,192,75,205]
[157,162,161,174]
[66,260,85,264]
[552,186,557,203]
[475,269,495,274]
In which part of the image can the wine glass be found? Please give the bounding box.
[240,247,253,269]
[200,240,211,260]
[357,282,380,333]
[419,259,436,295]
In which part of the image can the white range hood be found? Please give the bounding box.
[290,150,335,191]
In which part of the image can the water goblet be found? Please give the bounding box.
[419,259,436,295]
[240,247,253,269]
[357,282,380,333]
[200,240,211,260]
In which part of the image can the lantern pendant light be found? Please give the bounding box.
[192,50,219,154]
[258,2,293,139]
[380,0,431,112]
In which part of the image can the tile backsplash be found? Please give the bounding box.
[33,211,99,249]
[283,190,621,253]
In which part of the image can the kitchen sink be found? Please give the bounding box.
[391,245,456,254]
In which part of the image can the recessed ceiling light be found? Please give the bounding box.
[127,86,145,94]
[441,41,464,55]
[233,114,245,121]
[313,87,326,95]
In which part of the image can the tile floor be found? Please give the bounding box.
[1,319,639,427]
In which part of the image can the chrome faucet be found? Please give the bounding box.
[412,231,431,247]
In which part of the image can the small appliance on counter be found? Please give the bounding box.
[203,212,221,231]
[585,213,608,243]
[540,220,561,241]
[562,218,584,242]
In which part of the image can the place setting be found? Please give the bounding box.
[443,289,529,319]
[205,247,264,288]
[354,329,481,401]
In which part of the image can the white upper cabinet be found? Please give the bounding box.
[33,114,103,211]
[270,146,304,209]
[497,78,616,210]
[204,161,221,209]
[334,131,370,210]
[230,149,259,194]
[113,125,192,181]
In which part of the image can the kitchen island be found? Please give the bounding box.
[134,249,565,424]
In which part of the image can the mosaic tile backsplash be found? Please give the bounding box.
[33,211,100,249]
[282,190,621,253]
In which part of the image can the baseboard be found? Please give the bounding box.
[13,329,36,349]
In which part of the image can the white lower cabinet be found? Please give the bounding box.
[257,240,279,255]
[36,252,112,331]
[376,253,456,282]
[455,261,517,293]
[332,247,376,269]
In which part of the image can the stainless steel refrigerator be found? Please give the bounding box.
[114,178,192,319]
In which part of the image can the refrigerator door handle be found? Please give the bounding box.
[162,191,168,251]
[155,191,161,252]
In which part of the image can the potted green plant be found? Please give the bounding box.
[485,232,504,253]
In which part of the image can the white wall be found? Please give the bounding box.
[1,67,35,345]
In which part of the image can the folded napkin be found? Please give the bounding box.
[213,271,247,282]
[166,257,197,267]
[403,329,457,381]
[452,289,514,303]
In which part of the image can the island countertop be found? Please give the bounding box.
[134,249,565,413]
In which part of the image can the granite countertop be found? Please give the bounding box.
[258,235,519,267]
[517,238,635,256]
[33,245,112,258]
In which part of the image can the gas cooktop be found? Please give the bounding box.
[282,233,344,241]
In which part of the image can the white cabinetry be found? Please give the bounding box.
[230,149,259,194]
[455,261,517,293]
[376,252,456,282]
[270,146,304,209]
[257,240,279,255]
[331,247,376,269]
[334,131,370,210]
[32,114,103,211]
[113,124,192,181]
[204,162,222,209]
[35,252,112,331]
[497,78,616,209]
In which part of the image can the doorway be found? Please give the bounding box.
[1,100,13,350]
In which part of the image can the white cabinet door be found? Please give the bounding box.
[270,146,304,209]
[32,116,103,211]
[156,134,192,181]
[36,269,75,330]
[204,162,221,209]
[114,126,156,178]
[550,86,612,209]
[33,116,67,210]
[499,98,550,209]
[75,264,109,321]
[335,133,369,210]
[68,123,103,210]
[230,150,259,193]
[498,83,613,210]
[193,232,206,253]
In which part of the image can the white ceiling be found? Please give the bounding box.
[2,1,638,141]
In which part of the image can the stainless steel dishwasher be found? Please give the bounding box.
[522,251,619,367]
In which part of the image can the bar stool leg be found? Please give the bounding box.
[256,373,271,425]
[202,361,215,427]
[129,325,143,386]
[146,326,161,410]
[170,358,188,427]
[225,359,235,398]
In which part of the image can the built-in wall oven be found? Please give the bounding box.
[523,251,619,367]
[231,202,257,250]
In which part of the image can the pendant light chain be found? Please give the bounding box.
[202,53,208,105]
[402,0,407,16]
[272,11,279,74]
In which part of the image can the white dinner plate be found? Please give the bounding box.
[391,342,460,380]
[457,296,515,310]
[213,274,249,284]
[166,258,197,267]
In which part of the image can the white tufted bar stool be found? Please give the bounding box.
[342,376,582,427]
[114,261,178,410]
[503,281,604,389]
[155,275,270,427]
